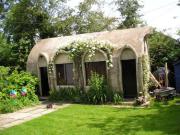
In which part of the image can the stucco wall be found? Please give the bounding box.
[36,46,146,97]
[54,53,72,64]
[108,57,120,91]
[38,56,47,67]
[121,48,136,60]
[84,51,106,62]
[27,27,152,97]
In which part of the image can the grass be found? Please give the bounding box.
[0,98,180,135]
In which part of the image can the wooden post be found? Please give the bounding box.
[165,63,168,88]
[150,72,161,88]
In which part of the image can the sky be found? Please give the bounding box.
[67,0,180,39]
[142,0,180,38]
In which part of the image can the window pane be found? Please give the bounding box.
[56,63,74,85]
[65,63,74,85]
[85,61,107,85]
[56,64,66,85]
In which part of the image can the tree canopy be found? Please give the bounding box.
[73,0,116,34]
[0,33,12,66]
[0,0,179,73]
[1,0,116,70]
[148,30,180,71]
[115,0,143,28]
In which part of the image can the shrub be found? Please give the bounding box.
[0,66,39,113]
[49,87,84,103]
[0,66,10,91]
[113,92,123,104]
[87,72,107,104]
[49,72,124,105]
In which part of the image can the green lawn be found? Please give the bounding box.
[0,99,180,135]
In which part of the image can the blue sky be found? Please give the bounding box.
[67,0,180,38]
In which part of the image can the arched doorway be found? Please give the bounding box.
[38,55,50,96]
[120,48,137,98]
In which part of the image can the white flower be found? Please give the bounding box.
[89,54,92,58]
[109,55,112,59]
[92,46,96,50]
[72,48,76,52]
[109,63,113,68]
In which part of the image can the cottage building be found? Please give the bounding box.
[27,27,152,98]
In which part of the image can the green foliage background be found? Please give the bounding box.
[148,31,180,71]
[0,66,39,113]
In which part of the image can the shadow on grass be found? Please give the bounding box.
[87,105,180,135]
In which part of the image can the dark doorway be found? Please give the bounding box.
[121,59,137,98]
[40,67,50,96]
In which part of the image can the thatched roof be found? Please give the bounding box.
[27,27,152,74]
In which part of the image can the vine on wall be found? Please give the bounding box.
[142,55,150,96]
[48,40,114,88]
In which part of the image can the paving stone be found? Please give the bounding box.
[18,107,39,113]
[0,118,15,125]
[29,108,47,114]
[0,103,71,130]
[8,112,32,120]
[1,119,25,128]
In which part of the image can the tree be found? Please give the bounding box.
[73,0,116,34]
[3,0,68,69]
[177,0,180,6]
[0,0,15,14]
[115,0,143,28]
[4,0,64,42]
[0,33,12,66]
[2,0,116,70]
[148,30,180,71]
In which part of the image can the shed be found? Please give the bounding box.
[174,60,180,93]
[27,27,152,98]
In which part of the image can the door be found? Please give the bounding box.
[40,67,50,96]
[121,59,137,98]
